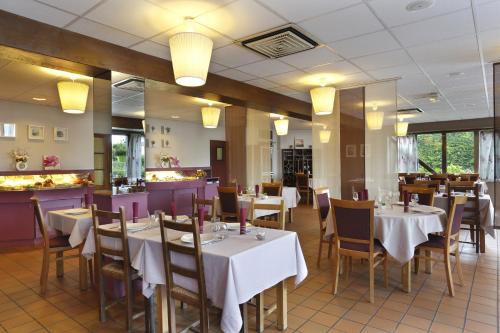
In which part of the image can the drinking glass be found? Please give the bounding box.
[353,192,359,201]
[411,193,419,206]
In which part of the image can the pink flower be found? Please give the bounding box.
[43,155,60,167]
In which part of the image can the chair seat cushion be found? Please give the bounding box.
[340,239,384,253]
[419,234,455,249]
[49,235,71,248]
[171,286,200,305]
[102,261,140,280]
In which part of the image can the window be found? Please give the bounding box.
[446,131,474,173]
[417,133,442,173]
[112,134,127,178]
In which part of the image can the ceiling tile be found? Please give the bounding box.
[195,0,286,40]
[236,59,295,77]
[211,44,264,68]
[368,0,470,28]
[338,72,372,87]
[208,62,227,73]
[391,9,474,47]
[256,0,361,22]
[216,68,257,81]
[37,0,101,15]
[85,0,182,38]
[66,18,143,47]
[330,30,400,59]
[130,41,171,60]
[148,0,233,17]
[152,21,232,49]
[476,0,500,31]
[266,70,307,86]
[0,0,76,27]
[245,78,279,89]
[368,63,422,80]
[480,28,500,62]
[300,3,384,43]
[350,49,412,71]
[305,61,361,76]
[279,46,342,69]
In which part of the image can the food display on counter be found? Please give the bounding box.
[145,169,209,182]
[0,172,93,191]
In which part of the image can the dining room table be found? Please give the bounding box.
[325,203,447,293]
[81,220,308,333]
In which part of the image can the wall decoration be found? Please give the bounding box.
[294,138,304,148]
[0,123,16,138]
[160,154,180,168]
[43,155,61,170]
[28,125,44,140]
[10,149,29,171]
[54,127,68,141]
[346,144,357,158]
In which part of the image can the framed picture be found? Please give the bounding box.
[28,125,44,140]
[43,155,61,170]
[346,144,357,158]
[294,138,304,148]
[54,127,68,141]
[0,123,16,138]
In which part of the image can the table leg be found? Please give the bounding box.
[239,303,248,333]
[401,262,411,293]
[78,245,88,291]
[288,208,293,223]
[145,293,156,333]
[424,250,432,274]
[276,280,287,331]
[156,286,169,333]
[480,229,485,253]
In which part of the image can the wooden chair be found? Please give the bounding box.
[414,196,467,296]
[447,184,483,253]
[460,173,479,181]
[261,182,282,196]
[403,174,417,184]
[32,198,81,296]
[91,204,143,332]
[192,193,216,223]
[159,214,209,333]
[330,199,388,303]
[400,185,435,206]
[446,180,474,193]
[217,186,239,222]
[414,179,441,192]
[314,188,334,268]
[430,174,448,185]
[296,173,310,205]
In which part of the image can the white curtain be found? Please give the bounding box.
[479,130,494,181]
[398,135,418,172]
[127,133,143,180]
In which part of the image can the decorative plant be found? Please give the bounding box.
[43,155,60,168]
[195,169,207,178]
[10,149,29,163]
[160,155,180,168]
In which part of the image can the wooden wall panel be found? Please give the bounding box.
[225,106,247,187]
[339,88,365,200]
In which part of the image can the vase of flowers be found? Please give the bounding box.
[10,149,29,171]
[160,155,180,168]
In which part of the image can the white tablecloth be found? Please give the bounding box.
[282,186,301,209]
[325,205,447,264]
[47,209,93,248]
[433,194,495,237]
[215,195,284,218]
[82,223,308,333]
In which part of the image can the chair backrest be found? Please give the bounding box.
[192,193,215,222]
[314,187,330,223]
[261,182,282,196]
[295,173,309,188]
[91,204,131,266]
[414,180,440,192]
[249,199,285,230]
[447,184,480,219]
[447,174,460,181]
[403,175,416,184]
[460,173,479,181]
[217,186,239,217]
[446,196,467,240]
[430,174,448,185]
[400,185,435,206]
[32,198,49,250]
[159,214,207,309]
[330,199,375,253]
[447,180,474,192]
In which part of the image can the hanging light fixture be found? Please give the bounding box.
[274,116,289,136]
[394,118,409,136]
[57,80,89,114]
[169,19,213,87]
[319,126,331,143]
[310,79,335,115]
[366,111,384,130]
[201,105,220,128]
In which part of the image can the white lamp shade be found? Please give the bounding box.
[366,111,384,130]
[394,122,409,136]
[319,129,331,143]
[57,81,89,114]
[169,32,213,87]
[201,106,220,128]
[310,86,335,115]
[274,119,289,136]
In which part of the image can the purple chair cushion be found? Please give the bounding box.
[316,193,330,220]
[49,235,71,248]
[333,206,370,241]
[340,239,384,253]
[263,186,280,196]
[450,203,465,235]
[219,191,237,214]
[415,193,433,206]
[419,234,455,249]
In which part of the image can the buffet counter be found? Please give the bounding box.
[93,190,149,222]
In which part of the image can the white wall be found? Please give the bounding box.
[279,129,312,149]
[0,100,93,171]
[246,109,271,186]
[145,117,225,168]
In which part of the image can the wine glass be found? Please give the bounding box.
[411,193,419,206]
[353,192,359,202]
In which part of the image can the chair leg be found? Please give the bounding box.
[125,276,133,332]
[369,258,375,303]
[480,229,485,253]
[344,256,350,281]
[88,260,94,287]
[470,225,475,242]
[40,250,49,295]
[55,251,64,278]
[475,225,480,254]
[97,270,106,322]
[167,295,177,333]
[255,292,265,333]
[414,248,420,274]
[444,250,454,297]
[424,250,432,274]
[327,238,333,259]
[454,247,464,286]
[317,238,323,268]
[383,254,389,288]
[332,253,340,295]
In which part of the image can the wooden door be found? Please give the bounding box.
[210,140,227,185]
[94,134,111,190]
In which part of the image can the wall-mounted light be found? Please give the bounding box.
[57,80,89,114]
[274,116,289,136]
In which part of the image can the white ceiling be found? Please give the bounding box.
[2,0,500,123]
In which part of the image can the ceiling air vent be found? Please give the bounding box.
[241,26,318,59]
[397,108,424,116]
[113,77,145,92]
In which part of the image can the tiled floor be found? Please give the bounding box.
[0,205,498,332]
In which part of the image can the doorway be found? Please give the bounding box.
[210,140,227,185]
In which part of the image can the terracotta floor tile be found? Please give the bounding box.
[310,311,340,327]
[400,313,431,330]
[430,321,463,333]
[367,316,398,332]
[297,320,330,333]
[334,318,365,333]
[394,323,427,333]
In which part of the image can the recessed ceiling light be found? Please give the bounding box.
[171,115,180,119]
[32,97,46,101]
[406,0,434,12]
